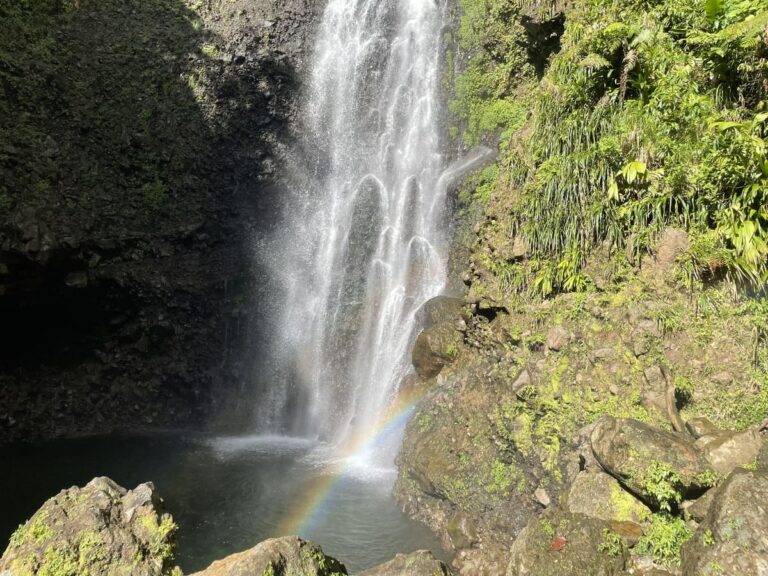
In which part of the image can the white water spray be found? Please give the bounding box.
[262,0,453,465]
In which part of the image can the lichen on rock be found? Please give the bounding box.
[0,477,180,576]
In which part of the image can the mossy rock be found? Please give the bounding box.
[506,509,628,576]
[358,550,451,576]
[591,417,714,508]
[565,470,651,526]
[0,477,180,576]
[682,469,768,576]
[189,536,346,576]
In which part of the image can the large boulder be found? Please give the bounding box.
[681,469,768,576]
[0,477,179,576]
[189,536,346,576]
[695,428,763,476]
[358,550,451,576]
[565,470,651,525]
[412,298,464,379]
[412,324,461,379]
[506,509,628,576]
[591,417,713,507]
[416,296,464,329]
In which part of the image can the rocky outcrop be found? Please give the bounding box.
[506,510,628,576]
[0,477,179,576]
[681,469,768,576]
[190,536,346,576]
[0,0,321,445]
[591,417,713,506]
[358,550,452,576]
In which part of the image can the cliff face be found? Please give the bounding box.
[0,0,321,445]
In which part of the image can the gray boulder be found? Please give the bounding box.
[696,428,763,476]
[591,417,713,507]
[358,551,451,576]
[0,477,179,576]
[190,536,346,576]
[506,509,628,576]
[565,470,651,525]
[682,469,768,576]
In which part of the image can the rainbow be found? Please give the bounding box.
[276,384,428,536]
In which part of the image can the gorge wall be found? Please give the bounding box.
[0,0,321,445]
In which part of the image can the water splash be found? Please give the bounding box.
[262,0,449,465]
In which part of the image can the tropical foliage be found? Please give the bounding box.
[453,0,768,294]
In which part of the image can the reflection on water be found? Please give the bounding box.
[0,433,445,572]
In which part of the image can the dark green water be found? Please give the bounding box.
[0,433,445,572]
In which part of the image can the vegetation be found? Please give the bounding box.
[635,513,694,565]
[451,0,768,295]
[641,461,684,512]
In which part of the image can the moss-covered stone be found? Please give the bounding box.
[0,477,180,576]
[189,536,346,576]
[506,509,628,576]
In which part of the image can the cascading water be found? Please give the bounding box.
[262,0,450,465]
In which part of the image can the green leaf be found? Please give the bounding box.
[621,161,647,184]
[705,0,724,22]
[608,180,620,200]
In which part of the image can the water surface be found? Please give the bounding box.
[0,433,445,572]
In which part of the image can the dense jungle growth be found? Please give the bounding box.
[452,0,768,295]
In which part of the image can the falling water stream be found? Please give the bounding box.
[266,0,450,465]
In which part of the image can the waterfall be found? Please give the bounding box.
[262,0,448,464]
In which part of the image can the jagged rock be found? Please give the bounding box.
[682,489,716,523]
[190,536,346,576]
[358,551,451,576]
[0,477,179,576]
[565,470,651,525]
[511,236,527,260]
[681,469,768,576]
[506,510,628,576]
[695,428,763,476]
[641,366,668,417]
[656,228,690,270]
[512,367,532,394]
[545,325,571,351]
[685,417,720,439]
[758,437,768,470]
[534,487,551,508]
[591,417,713,505]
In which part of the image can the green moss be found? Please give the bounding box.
[486,459,519,495]
[417,412,434,433]
[37,546,80,576]
[540,518,556,539]
[8,511,53,549]
[610,483,650,522]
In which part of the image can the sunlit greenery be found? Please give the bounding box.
[453,0,768,294]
